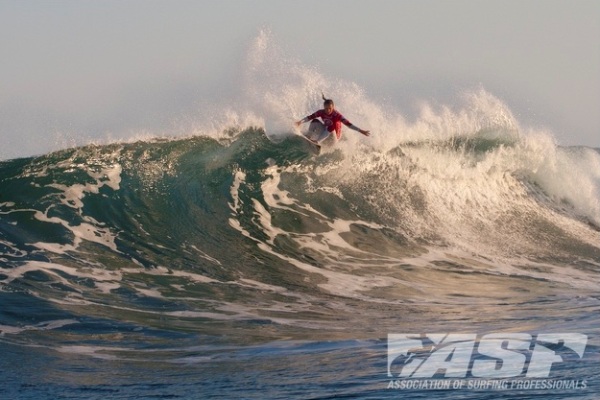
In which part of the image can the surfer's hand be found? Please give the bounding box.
[295,120,302,127]
[361,129,371,136]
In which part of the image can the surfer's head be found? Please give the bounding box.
[322,93,334,114]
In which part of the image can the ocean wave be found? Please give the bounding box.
[0,30,599,351]
[1,125,598,325]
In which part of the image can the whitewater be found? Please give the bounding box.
[1,32,599,399]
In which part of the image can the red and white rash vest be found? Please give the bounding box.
[303,109,354,140]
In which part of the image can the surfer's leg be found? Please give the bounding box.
[306,120,326,141]
[314,128,331,143]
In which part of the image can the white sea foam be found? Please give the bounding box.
[0,260,122,293]
[0,319,78,336]
[25,164,123,254]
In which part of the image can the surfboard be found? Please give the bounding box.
[296,133,321,155]
[296,119,326,155]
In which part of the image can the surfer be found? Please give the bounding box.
[295,94,370,143]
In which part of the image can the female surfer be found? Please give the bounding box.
[295,94,370,143]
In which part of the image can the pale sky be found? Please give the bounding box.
[1,0,599,160]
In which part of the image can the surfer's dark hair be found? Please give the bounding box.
[322,93,334,107]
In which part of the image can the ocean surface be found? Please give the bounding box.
[1,122,599,398]
[1,31,599,399]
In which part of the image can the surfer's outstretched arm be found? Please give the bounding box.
[342,118,370,136]
[295,112,319,127]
